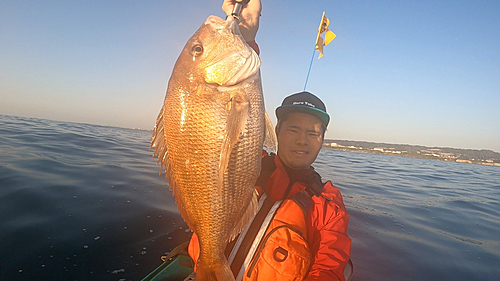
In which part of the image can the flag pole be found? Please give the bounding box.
[303,48,316,91]
[303,12,326,91]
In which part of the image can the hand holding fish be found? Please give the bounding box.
[222,0,261,42]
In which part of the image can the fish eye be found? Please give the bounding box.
[191,44,203,57]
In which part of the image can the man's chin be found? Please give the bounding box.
[288,161,312,171]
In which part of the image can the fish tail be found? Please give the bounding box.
[216,262,234,281]
[196,260,235,281]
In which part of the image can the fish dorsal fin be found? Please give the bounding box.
[263,111,278,153]
[218,94,250,194]
[229,189,259,242]
[151,105,170,180]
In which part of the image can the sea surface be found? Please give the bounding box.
[1,114,499,281]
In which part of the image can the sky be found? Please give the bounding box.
[1,0,499,152]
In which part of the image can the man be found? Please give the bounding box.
[239,91,351,280]
[188,1,351,280]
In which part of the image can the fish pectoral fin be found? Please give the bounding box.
[151,105,171,181]
[263,110,278,153]
[229,189,259,242]
[218,96,250,193]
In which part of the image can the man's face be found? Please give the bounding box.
[276,112,324,170]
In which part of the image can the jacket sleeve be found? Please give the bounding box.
[304,182,351,281]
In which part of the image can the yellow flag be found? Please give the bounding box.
[315,12,336,59]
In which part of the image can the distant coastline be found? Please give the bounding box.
[323,140,500,167]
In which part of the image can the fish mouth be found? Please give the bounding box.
[204,16,261,86]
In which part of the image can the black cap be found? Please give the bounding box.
[276,91,330,126]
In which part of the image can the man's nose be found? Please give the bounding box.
[296,132,309,145]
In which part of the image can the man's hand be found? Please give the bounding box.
[222,0,262,42]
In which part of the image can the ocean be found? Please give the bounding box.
[0,114,499,280]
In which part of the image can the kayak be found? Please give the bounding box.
[142,242,354,281]
[141,242,193,281]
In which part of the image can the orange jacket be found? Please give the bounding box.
[188,154,351,280]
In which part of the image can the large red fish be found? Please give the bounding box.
[151,15,276,281]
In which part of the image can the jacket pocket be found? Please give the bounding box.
[245,225,311,281]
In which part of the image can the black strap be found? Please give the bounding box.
[308,171,324,197]
[229,195,276,276]
[227,155,278,273]
[225,235,238,257]
[291,189,314,222]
